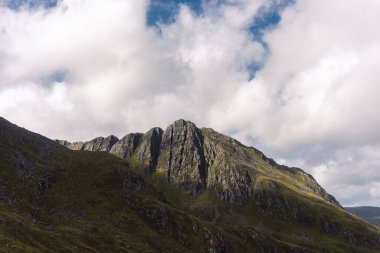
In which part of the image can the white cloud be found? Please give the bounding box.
[370,183,380,198]
[309,145,380,205]
[0,0,379,206]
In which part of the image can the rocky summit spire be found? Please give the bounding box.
[157,119,207,194]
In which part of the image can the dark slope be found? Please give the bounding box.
[0,117,271,252]
[346,206,380,227]
[0,117,379,252]
[58,119,380,252]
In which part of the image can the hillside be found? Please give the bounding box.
[0,117,379,252]
[346,207,380,227]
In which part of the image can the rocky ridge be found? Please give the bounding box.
[58,119,340,208]
[59,120,380,249]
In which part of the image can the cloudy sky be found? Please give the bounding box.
[0,0,379,207]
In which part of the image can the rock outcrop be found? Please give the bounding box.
[57,119,341,210]
[110,133,143,159]
[59,135,119,152]
[157,120,207,194]
[134,127,163,174]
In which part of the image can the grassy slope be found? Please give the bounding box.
[0,120,194,252]
[0,119,276,252]
[346,207,380,227]
[147,178,380,253]
[140,128,380,252]
[0,118,379,252]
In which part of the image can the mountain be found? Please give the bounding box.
[59,120,341,206]
[0,117,379,252]
[346,206,380,227]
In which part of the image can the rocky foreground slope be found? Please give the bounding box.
[56,119,380,252]
[0,117,379,252]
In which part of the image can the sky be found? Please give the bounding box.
[0,0,379,207]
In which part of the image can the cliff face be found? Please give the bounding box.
[134,127,163,174]
[58,135,119,152]
[157,120,208,194]
[110,133,143,159]
[59,119,340,208]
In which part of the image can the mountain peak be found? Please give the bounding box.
[167,119,198,132]
[57,119,341,207]
[171,118,191,125]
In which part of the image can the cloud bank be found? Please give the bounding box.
[0,0,379,206]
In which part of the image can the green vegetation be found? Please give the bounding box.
[0,118,379,252]
[346,207,380,227]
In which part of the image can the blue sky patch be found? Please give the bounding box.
[3,0,58,10]
[246,0,295,79]
[40,69,68,86]
[249,0,295,39]
[246,62,265,81]
[147,0,203,27]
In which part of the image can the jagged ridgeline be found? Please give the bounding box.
[0,117,379,252]
[59,119,340,206]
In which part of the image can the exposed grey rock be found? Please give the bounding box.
[203,128,253,204]
[56,119,342,209]
[59,135,118,152]
[99,135,119,151]
[66,141,85,150]
[157,120,207,195]
[202,227,231,253]
[83,137,104,151]
[56,140,70,146]
[134,127,163,174]
[207,163,253,205]
[110,133,143,159]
